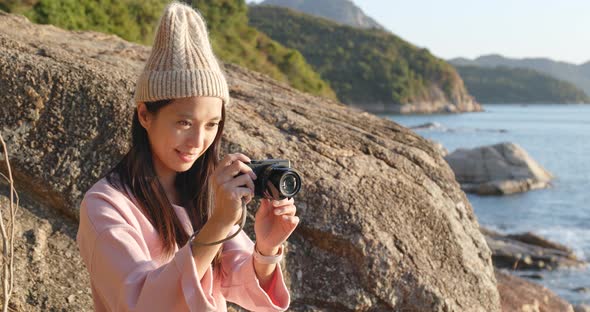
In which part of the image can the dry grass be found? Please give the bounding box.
[0,134,19,312]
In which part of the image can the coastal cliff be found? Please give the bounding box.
[248,4,482,114]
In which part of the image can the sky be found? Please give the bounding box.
[248,0,590,65]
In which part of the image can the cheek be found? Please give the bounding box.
[150,127,179,154]
[204,131,218,149]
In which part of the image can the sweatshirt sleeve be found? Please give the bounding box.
[76,191,218,312]
[219,227,290,311]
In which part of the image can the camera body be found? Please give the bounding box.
[246,159,302,200]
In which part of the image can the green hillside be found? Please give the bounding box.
[0,0,336,100]
[248,5,472,107]
[450,54,590,97]
[455,65,590,104]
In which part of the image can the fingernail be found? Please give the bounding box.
[274,208,282,215]
[273,200,280,206]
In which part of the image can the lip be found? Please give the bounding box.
[176,149,198,163]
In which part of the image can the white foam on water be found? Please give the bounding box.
[535,227,590,261]
[479,223,589,261]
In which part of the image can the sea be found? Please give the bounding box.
[385,104,590,305]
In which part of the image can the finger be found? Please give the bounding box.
[215,161,254,185]
[244,193,253,205]
[281,215,300,225]
[214,154,250,185]
[271,197,294,207]
[273,205,296,216]
[222,160,256,180]
[229,186,255,202]
[220,153,251,167]
[219,154,234,167]
[226,174,256,193]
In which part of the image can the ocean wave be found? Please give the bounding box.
[479,223,589,261]
[535,227,590,261]
[409,122,508,134]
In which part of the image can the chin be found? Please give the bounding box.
[175,163,195,173]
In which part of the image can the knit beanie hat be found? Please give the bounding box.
[134,1,230,106]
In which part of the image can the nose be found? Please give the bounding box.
[186,127,204,149]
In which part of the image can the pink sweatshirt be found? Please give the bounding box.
[76,177,290,311]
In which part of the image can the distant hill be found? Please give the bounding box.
[248,5,480,113]
[0,0,336,100]
[454,65,590,104]
[450,54,590,97]
[258,0,384,30]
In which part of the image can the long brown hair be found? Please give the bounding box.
[105,99,225,262]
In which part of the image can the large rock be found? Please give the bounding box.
[0,188,92,311]
[383,97,482,115]
[445,142,553,195]
[0,11,501,311]
[481,227,586,271]
[496,269,574,312]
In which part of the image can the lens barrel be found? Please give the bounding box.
[269,168,301,198]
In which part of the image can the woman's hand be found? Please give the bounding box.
[209,153,257,227]
[254,197,299,255]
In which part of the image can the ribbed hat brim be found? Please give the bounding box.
[134,69,230,106]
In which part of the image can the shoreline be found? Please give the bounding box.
[388,104,590,306]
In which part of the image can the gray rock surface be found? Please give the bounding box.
[0,11,503,311]
[0,188,92,311]
[257,0,386,30]
[481,227,586,271]
[350,97,483,115]
[445,142,553,195]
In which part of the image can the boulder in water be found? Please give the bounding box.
[445,142,553,195]
[481,227,586,271]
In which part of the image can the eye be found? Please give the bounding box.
[178,120,192,127]
[207,122,219,128]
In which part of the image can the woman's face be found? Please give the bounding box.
[138,96,223,178]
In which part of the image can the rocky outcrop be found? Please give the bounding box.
[445,142,553,195]
[0,188,92,311]
[496,269,575,312]
[352,98,483,115]
[257,0,386,30]
[481,227,586,271]
[0,11,502,311]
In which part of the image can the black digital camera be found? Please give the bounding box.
[246,159,302,200]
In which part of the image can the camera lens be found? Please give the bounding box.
[279,172,301,197]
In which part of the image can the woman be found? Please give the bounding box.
[76,2,299,311]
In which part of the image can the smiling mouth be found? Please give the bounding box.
[176,149,198,162]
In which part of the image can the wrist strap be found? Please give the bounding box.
[253,243,284,264]
[189,200,248,247]
[188,199,284,267]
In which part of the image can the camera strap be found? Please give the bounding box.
[188,200,248,246]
